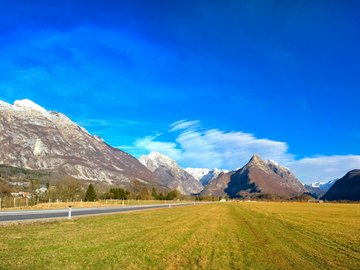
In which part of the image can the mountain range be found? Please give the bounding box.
[0,99,358,200]
[185,168,229,186]
[304,179,337,198]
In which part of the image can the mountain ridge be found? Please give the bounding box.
[185,168,230,186]
[139,152,203,195]
[0,99,155,188]
[202,154,307,199]
[321,170,360,201]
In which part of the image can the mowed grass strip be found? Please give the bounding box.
[0,203,359,270]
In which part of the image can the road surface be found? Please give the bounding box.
[0,203,195,223]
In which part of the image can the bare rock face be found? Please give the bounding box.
[200,172,231,197]
[0,99,154,187]
[139,152,203,195]
[201,154,307,199]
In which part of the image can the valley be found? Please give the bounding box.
[1,202,359,270]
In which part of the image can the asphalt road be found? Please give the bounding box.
[0,203,195,223]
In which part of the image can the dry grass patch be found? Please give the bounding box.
[0,202,359,269]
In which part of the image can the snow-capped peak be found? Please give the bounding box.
[266,159,279,167]
[139,151,179,172]
[185,168,210,181]
[310,181,324,188]
[185,167,229,185]
[14,99,47,113]
[309,179,337,190]
[0,100,12,109]
[265,159,290,171]
[148,151,177,165]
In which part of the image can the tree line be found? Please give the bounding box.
[90,185,180,201]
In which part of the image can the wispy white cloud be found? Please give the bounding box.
[175,128,293,169]
[126,120,360,184]
[287,155,360,182]
[132,134,182,159]
[128,120,293,169]
[169,120,201,132]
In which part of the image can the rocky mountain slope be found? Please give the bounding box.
[321,170,360,201]
[139,152,203,195]
[201,155,307,199]
[0,99,155,187]
[185,168,229,186]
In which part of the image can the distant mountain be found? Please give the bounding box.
[139,152,203,195]
[304,185,327,199]
[185,168,229,186]
[0,99,155,188]
[309,179,337,190]
[305,179,337,198]
[201,155,307,199]
[184,168,210,181]
[321,170,360,201]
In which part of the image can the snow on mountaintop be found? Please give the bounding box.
[1,99,49,116]
[139,151,179,172]
[139,152,203,194]
[310,179,337,190]
[266,159,279,167]
[14,99,47,113]
[0,100,12,109]
[148,151,179,166]
[310,182,324,188]
[185,168,210,181]
[0,98,93,138]
[0,98,155,185]
[186,168,229,186]
[265,159,290,171]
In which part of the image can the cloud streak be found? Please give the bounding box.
[288,155,360,183]
[169,120,201,132]
[126,120,360,184]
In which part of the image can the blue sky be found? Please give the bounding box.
[1,0,360,183]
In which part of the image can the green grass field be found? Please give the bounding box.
[0,202,359,270]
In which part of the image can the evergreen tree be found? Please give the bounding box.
[166,189,178,200]
[157,193,164,200]
[84,184,97,201]
[151,187,158,199]
[107,188,130,200]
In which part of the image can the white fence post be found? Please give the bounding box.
[14,197,16,208]
[68,206,72,219]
